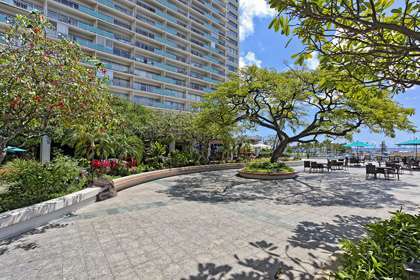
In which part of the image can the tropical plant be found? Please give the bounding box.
[0,156,86,212]
[168,150,201,167]
[199,66,414,163]
[63,129,115,160]
[269,0,419,91]
[243,161,294,173]
[336,210,420,279]
[0,12,112,163]
[146,142,168,169]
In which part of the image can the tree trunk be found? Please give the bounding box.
[270,141,288,163]
[0,143,6,164]
[0,151,5,164]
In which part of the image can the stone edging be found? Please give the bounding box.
[0,187,101,240]
[238,170,299,180]
[113,163,246,191]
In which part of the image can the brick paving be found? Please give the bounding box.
[0,166,419,280]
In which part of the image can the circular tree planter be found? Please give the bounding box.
[238,169,298,180]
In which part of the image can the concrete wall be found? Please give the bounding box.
[0,187,101,240]
[113,163,246,191]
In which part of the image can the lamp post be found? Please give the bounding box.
[40,135,51,164]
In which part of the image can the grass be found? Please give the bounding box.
[243,161,294,174]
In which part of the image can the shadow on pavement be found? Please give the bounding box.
[0,222,68,256]
[161,170,417,210]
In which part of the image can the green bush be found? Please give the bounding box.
[336,210,420,279]
[0,156,87,213]
[243,161,294,173]
[145,142,169,169]
[169,150,201,168]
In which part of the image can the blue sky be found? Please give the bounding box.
[238,0,420,147]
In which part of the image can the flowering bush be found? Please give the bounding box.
[0,156,86,212]
[90,159,138,177]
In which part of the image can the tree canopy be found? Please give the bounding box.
[269,0,419,91]
[0,12,112,161]
[199,66,415,162]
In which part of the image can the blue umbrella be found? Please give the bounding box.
[344,141,371,148]
[396,139,420,159]
[4,146,26,153]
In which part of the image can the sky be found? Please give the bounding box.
[237,0,420,148]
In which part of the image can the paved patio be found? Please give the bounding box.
[1,166,419,280]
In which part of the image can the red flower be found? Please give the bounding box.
[56,101,65,109]
[33,95,42,102]
[91,160,101,169]
[110,160,118,169]
[9,97,21,110]
[102,160,111,168]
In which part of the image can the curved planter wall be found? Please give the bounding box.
[238,170,299,180]
[113,163,246,191]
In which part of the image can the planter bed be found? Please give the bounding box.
[238,169,298,180]
[113,163,246,191]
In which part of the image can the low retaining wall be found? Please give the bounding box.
[0,187,101,240]
[238,170,299,180]
[113,163,246,191]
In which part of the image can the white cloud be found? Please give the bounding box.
[306,52,320,70]
[239,0,276,41]
[239,51,262,68]
[406,85,419,92]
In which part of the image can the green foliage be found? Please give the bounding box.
[244,161,294,174]
[145,142,168,169]
[336,210,420,279]
[268,0,419,91]
[199,66,414,162]
[168,150,201,167]
[0,12,112,154]
[0,156,86,212]
[62,126,143,161]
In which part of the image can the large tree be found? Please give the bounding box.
[0,12,112,162]
[199,66,414,162]
[269,0,419,91]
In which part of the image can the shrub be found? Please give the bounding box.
[336,210,420,279]
[168,150,201,168]
[243,161,294,173]
[145,142,169,169]
[0,156,87,212]
[90,159,138,177]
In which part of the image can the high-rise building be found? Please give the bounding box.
[0,0,239,111]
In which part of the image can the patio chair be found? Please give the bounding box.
[310,161,319,172]
[328,160,340,171]
[386,162,403,175]
[385,167,398,180]
[366,164,377,179]
[402,162,413,175]
[377,166,398,180]
[304,161,311,172]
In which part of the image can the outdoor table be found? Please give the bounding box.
[376,167,400,180]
